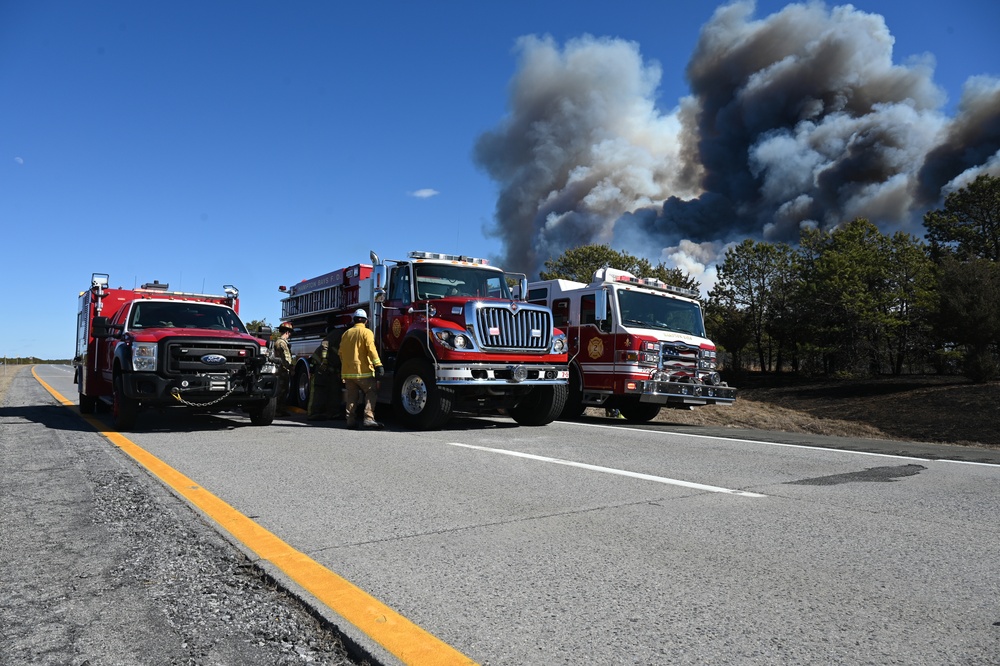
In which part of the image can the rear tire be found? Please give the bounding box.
[618,400,661,423]
[112,373,138,431]
[248,396,277,426]
[393,358,453,430]
[510,384,568,426]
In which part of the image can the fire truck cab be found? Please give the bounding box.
[527,267,737,422]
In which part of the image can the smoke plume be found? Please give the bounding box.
[474,1,1000,285]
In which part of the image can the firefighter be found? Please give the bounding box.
[338,308,384,428]
[274,322,295,416]
[307,316,346,421]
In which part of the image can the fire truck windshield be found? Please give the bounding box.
[617,290,706,337]
[129,301,247,333]
[413,264,510,300]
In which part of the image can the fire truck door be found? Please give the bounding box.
[579,294,614,390]
[100,306,129,385]
[382,265,413,356]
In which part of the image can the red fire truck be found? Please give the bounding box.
[75,274,280,430]
[279,250,569,429]
[526,267,737,421]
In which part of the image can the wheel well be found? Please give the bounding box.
[395,337,431,369]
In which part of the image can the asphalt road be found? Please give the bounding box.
[9,365,1000,665]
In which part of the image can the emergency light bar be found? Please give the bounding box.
[409,250,489,265]
[596,267,700,299]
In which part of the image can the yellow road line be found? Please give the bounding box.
[32,367,477,666]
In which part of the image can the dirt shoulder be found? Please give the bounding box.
[616,373,999,449]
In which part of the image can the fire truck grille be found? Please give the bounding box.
[474,305,552,351]
[661,342,700,375]
[164,340,257,375]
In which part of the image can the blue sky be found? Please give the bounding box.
[2,1,997,360]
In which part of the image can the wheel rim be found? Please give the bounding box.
[297,371,310,404]
[400,373,428,415]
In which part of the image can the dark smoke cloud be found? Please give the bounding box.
[474,1,1000,286]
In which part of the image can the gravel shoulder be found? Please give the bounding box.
[0,366,360,666]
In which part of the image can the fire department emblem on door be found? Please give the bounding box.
[392,318,402,338]
[588,338,604,359]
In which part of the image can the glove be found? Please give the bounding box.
[375,365,384,379]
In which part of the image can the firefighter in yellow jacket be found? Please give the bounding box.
[338,309,384,428]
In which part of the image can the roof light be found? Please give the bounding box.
[409,250,488,265]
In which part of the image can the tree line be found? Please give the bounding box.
[541,175,1000,382]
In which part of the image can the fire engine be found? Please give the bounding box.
[526,267,737,421]
[279,250,570,429]
[74,274,280,430]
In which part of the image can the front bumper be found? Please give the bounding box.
[121,370,279,405]
[638,378,737,406]
[435,363,569,386]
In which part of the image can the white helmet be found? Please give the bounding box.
[353,309,368,320]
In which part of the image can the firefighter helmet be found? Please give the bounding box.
[278,322,294,333]
[353,309,368,320]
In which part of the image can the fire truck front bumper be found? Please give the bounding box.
[121,371,279,404]
[435,363,569,386]
[637,379,738,406]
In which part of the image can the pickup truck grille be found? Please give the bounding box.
[164,339,259,375]
[474,304,552,351]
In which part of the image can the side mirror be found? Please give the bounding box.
[372,264,387,303]
[595,289,607,323]
[518,277,528,301]
[596,289,612,332]
[254,326,273,340]
[91,316,111,338]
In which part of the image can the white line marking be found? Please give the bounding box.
[447,442,766,498]
[560,420,1000,468]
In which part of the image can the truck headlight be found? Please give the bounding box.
[434,328,474,351]
[132,343,157,371]
[551,334,567,354]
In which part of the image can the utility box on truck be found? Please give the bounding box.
[75,273,279,430]
[527,267,737,422]
[279,250,570,429]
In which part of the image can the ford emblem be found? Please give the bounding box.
[201,354,228,365]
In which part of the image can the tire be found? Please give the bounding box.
[393,358,453,430]
[559,366,586,420]
[618,399,661,423]
[248,396,277,426]
[112,373,139,431]
[510,384,569,426]
[294,366,311,407]
[79,389,97,414]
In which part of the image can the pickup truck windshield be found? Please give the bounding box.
[617,290,706,337]
[128,301,248,333]
[413,264,510,300]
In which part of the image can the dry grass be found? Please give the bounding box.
[597,373,998,449]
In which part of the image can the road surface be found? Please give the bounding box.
[5,365,999,665]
